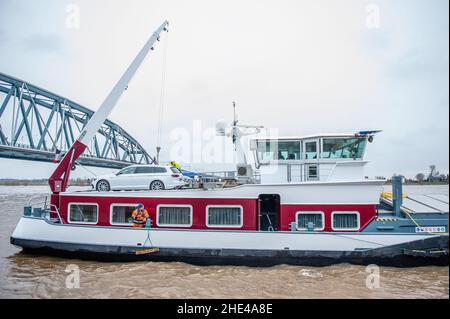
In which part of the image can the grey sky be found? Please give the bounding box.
[0,0,448,179]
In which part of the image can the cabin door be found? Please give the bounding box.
[258,194,280,231]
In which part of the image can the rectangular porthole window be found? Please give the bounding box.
[307,165,318,180]
[110,204,136,225]
[206,206,243,228]
[296,212,324,231]
[68,203,98,224]
[332,212,360,231]
[157,205,192,227]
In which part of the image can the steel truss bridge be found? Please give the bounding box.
[0,72,153,169]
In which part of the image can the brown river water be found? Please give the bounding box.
[0,185,448,299]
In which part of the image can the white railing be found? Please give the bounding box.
[27,195,64,224]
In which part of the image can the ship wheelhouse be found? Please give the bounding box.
[251,133,371,184]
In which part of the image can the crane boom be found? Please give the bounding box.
[49,20,169,193]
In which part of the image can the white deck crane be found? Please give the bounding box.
[49,20,169,194]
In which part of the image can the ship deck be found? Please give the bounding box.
[381,194,449,214]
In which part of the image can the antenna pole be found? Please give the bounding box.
[156,146,161,164]
[233,101,237,126]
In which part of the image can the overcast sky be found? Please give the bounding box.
[0,0,448,179]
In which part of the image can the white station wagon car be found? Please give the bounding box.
[91,165,189,191]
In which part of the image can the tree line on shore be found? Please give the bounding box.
[391,165,449,184]
[0,178,90,186]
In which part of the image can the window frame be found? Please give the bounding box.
[276,140,302,161]
[68,202,99,225]
[255,139,302,162]
[303,139,319,160]
[295,211,325,231]
[206,205,244,228]
[156,204,193,228]
[320,137,367,160]
[331,211,360,231]
[307,164,319,180]
[109,203,137,226]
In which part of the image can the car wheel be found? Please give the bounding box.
[150,180,165,190]
[96,180,111,192]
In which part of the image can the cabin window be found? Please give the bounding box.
[304,141,318,159]
[296,212,324,231]
[206,206,243,228]
[256,140,301,161]
[321,138,366,159]
[110,204,135,225]
[68,203,98,224]
[307,165,319,180]
[332,212,360,231]
[157,205,192,227]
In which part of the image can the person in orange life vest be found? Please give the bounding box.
[132,203,149,228]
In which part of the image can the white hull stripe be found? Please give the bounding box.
[12,217,438,253]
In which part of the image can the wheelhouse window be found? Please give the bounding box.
[68,203,98,224]
[157,205,192,227]
[206,206,243,228]
[321,138,367,159]
[110,204,135,225]
[332,212,360,231]
[256,140,301,161]
[296,212,324,231]
[304,141,318,159]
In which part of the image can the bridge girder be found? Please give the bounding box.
[0,72,153,169]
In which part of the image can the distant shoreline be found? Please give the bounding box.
[384,181,449,186]
[0,179,89,186]
[0,179,447,187]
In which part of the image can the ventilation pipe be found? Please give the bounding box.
[392,175,403,217]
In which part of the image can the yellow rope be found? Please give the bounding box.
[380,192,448,236]
[402,209,421,228]
[403,208,448,236]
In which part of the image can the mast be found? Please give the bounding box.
[229,102,263,165]
[49,20,169,193]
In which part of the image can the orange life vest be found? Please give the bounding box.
[132,209,149,228]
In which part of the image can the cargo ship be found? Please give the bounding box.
[10,21,449,266]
